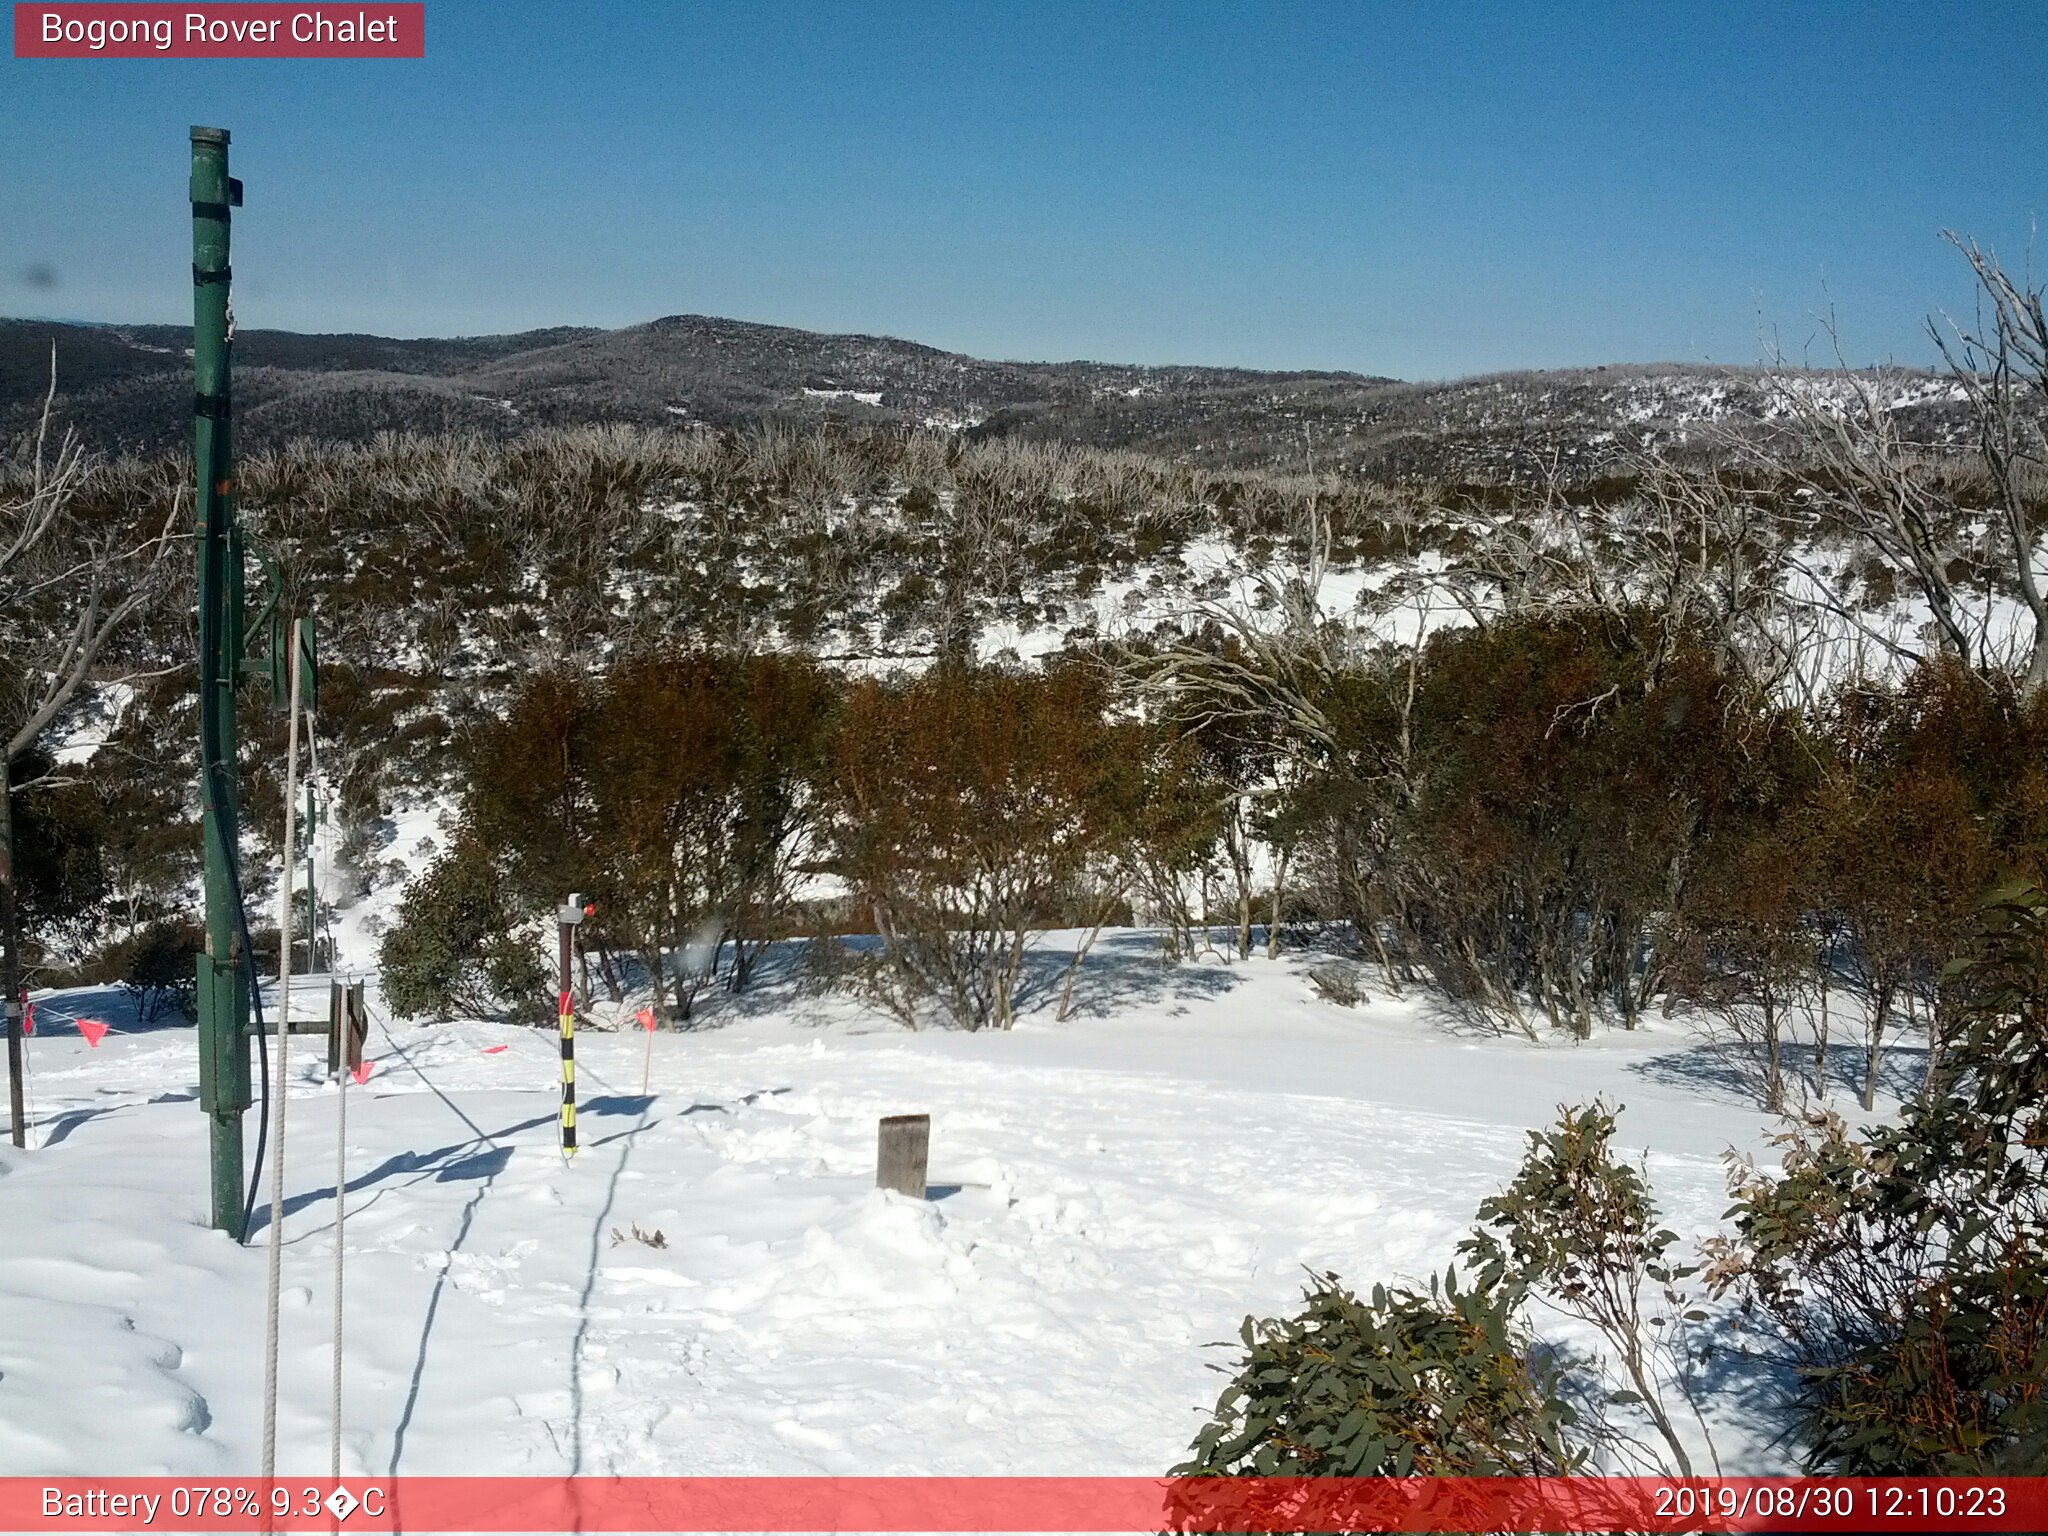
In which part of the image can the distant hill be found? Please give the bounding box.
[0,312,1965,478]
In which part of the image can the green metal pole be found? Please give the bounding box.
[191,126,250,1238]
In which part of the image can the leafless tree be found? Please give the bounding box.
[1745,240,2048,698]
[1121,476,1350,758]
[1,355,178,1145]
[1448,450,1824,704]
[1928,233,2048,694]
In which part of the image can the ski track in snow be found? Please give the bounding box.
[0,940,1839,1478]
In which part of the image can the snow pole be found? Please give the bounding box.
[556,895,589,1157]
[558,985,575,1157]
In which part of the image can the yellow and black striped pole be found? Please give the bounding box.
[558,985,576,1156]
[555,894,589,1158]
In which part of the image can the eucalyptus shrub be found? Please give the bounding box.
[379,833,548,1024]
[1705,872,2048,1471]
[1174,1269,1586,1479]
[1462,1101,1716,1476]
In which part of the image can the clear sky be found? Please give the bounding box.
[2,0,2043,379]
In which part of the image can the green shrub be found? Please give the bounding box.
[1705,870,2048,1471]
[117,917,203,1022]
[1462,1101,1715,1475]
[379,835,548,1023]
[1174,1269,1585,1478]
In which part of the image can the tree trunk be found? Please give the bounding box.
[1266,849,1288,960]
[1,769,23,1149]
[1923,993,1945,1099]
[595,941,625,1005]
[1058,891,1121,1022]
[640,944,673,1028]
[1813,938,1832,1090]
[996,924,1029,1030]
[1762,987,1782,1111]
[1862,982,1892,1113]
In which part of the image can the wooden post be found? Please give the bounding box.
[876,1113,930,1198]
[326,978,342,1078]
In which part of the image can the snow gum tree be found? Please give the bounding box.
[1461,1100,1720,1476]
[0,360,174,1143]
[430,650,840,1023]
[1758,238,2048,696]
[826,660,1131,1029]
[579,649,838,1018]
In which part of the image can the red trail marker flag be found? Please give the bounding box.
[76,1018,109,1048]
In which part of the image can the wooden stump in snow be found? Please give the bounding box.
[876,1114,930,1198]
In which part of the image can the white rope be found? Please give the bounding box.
[330,990,346,1481]
[260,636,304,1482]
[306,730,325,975]
[305,711,346,1482]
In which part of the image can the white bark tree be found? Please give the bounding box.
[2,356,178,1146]
[1752,238,2048,697]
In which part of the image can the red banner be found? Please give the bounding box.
[2,1476,2045,1532]
[13,4,424,58]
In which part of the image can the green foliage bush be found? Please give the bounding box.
[110,917,203,1022]
[1705,871,2048,1471]
[1462,1101,1713,1475]
[11,750,109,959]
[379,835,548,1023]
[1175,1269,1586,1477]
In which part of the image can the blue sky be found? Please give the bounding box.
[2,1,2043,378]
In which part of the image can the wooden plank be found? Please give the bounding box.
[876,1113,930,1198]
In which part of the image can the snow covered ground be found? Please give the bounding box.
[0,936,1865,1481]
